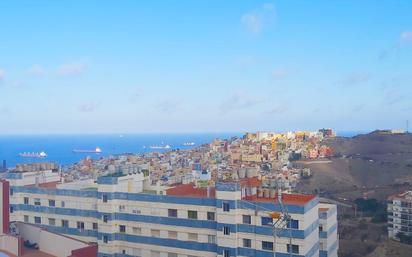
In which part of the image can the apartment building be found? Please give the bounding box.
[6,170,338,257]
[388,191,412,239]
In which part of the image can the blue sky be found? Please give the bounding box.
[0,0,411,134]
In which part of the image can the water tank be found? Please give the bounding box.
[238,169,246,179]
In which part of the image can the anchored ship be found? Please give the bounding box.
[19,151,47,158]
[183,142,195,146]
[72,147,102,153]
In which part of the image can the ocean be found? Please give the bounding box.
[0,131,365,169]
[0,133,240,168]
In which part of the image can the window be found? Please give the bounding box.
[93,222,98,230]
[102,195,108,203]
[261,217,273,226]
[133,227,141,234]
[48,218,56,226]
[34,217,41,224]
[10,206,13,213]
[24,215,29,222]
[262,241,274,251]
[103,235,108,243]
[319,225,323,232]
[168,231,177,239]
[77,221,85,230]
[207,211,215,221]
[243,238,252,248]
[287,219,299,229]
[188,210,198,219]
[119,225,126,233]
[188,233,198,241]
[287,244,299,254]
[103,215,108,223]
[61,201,65,208]
[24,197,29,205]
[10,189,13,196]
[119,205,125,212]
[61,220,69,228]
[168,253,177,257]
[223,250,230,257]
[48,199,55,207]
[243,215,251,224]
[151,229,160,237]
[34,198,41,206]
[223,226,230,235]
[223,202,230,212]
[208,235,216,244]
[168,209,178,218]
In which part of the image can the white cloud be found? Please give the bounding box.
[78,102,96,112]
[241,3,275,35]
[0,69,5,80]
[272,68,292,79]
[220,91,264,113]
[241,14,263,34]
[27,65,46,76]
[338,72,370,86]
[400,31,412,43]
[57,62,87,76]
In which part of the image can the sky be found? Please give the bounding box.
[0,0,411,134]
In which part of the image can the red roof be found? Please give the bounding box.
[245,193,316,206]
[166,183,216,198]
[25,181,60,189]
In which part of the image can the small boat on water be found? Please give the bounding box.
[149,144,171,150]
[72,147,102,154]
[19,151,47,158]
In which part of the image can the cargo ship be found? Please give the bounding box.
[72,147,102,153]
[19,151,47,158]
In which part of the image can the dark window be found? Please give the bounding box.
[61,220,69,228]
[243,238,252,248]
[223,250,230,257]
[243,215,251,224]
[103,195,108,203]
[168,209,178,218]
[24,215,29,222]
[61,201,65,208]
[10,206,13,213]
[319,225,323,232]
[48,200,55,207]
[34,217,41,224]
[24,197,29,205]
[34,198,41,206]
[223,226,230,235]
[77,221,85,229]
[287,219,299,229]
[93,222,98,230]
[10,189,13,196]
[287,244,299,254]
[188,210,198,219]
[103,235,108,243]
[103,215,108,223]
[207,212,215,221]
[223,202,230,212]
[262,241,273,251]
[48,218,55,226]
[261,217,273,226]
[119,225,126,233]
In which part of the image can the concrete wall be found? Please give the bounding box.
[0,234,21,256]
[16,223,90,257]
